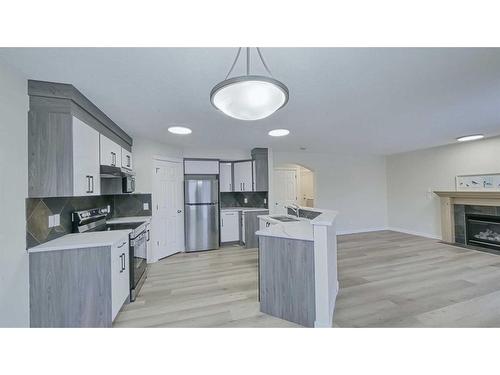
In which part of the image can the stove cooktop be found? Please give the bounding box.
[91,222,142,232]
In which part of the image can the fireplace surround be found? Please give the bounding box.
[435,191,500,253]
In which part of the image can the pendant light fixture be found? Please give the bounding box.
[210,47,289,121]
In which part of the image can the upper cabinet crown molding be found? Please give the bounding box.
[28,80,132,151]
[28,80,133,197]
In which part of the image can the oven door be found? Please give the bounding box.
[129,230,147,300]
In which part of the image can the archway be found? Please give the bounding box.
[273,163,315,214]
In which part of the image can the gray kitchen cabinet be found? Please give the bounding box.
[244,210,269,248]
[29,236,130,327]
[29,114,101,197]
[251,148,269,192]
[28,79,132,198]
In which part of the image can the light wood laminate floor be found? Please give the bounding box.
[114,231,500,327]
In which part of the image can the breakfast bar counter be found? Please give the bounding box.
[256,207,339,328]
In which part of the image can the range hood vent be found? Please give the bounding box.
[100,165,122,179]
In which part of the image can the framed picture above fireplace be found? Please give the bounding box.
[456,173,500,191]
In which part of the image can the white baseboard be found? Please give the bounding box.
[338,226,441,240]
[337,227,388,235]
[386,226,441,240]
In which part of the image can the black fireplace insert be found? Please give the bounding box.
[466,214,500,251]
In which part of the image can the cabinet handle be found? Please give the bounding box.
[229,183,232,191]
[86,175,91,193]
[122,252,126,271]
[147,230,150,242]
[127,155,131,167]
[221,218,224,227]
[111,152,115,166]
[90,176,94,193]
[119,254,124,273]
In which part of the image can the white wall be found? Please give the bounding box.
[0,60,29,326]
[132,136,182,193]
[273,151,388,234]
[387,136,500,239]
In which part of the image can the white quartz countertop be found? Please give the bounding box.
[256,219,314,241]
[28,230,131,253]
[255,207,338,241]
[221,207,269,212]
[106,216,151,224]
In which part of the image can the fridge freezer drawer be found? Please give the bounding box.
[185,204,219,251]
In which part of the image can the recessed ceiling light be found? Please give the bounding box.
[268,129,290,137]
[456,134,484,142]
[168,126,192,135]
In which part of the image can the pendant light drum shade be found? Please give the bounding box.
[210,75,289,121]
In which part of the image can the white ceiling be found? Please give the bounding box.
[2,48,500,155]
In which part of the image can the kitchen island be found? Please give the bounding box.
[256,208,338,328]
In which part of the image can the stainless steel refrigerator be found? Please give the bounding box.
[184,179,220,252]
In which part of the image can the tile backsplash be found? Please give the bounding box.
[220,192,268,209]
[26,193,152,248]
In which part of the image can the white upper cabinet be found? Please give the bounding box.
[72,117,100,196]
[121,147,133,170]
[219,162,233,192]
[100,134,122,167]
[233,161,253,192]
[184,159,219,175]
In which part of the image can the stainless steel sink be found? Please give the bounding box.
[270,215,299,222]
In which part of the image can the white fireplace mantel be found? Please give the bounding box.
[434,191,500,242]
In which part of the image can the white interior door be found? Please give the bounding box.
[273,169,298,215]
[153,159,184,261]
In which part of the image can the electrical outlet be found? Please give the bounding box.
[244,197,248,204]
[54,214,60,226]
[48,215,55,228]
[143,203,149,210]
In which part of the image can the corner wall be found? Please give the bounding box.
[0,60,29,326]
[386,136,500,239]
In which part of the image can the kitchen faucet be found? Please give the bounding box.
[288,203,301,218]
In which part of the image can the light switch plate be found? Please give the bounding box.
[54,214,60,226]
[48,215,54,228]
[143,203,149,210]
